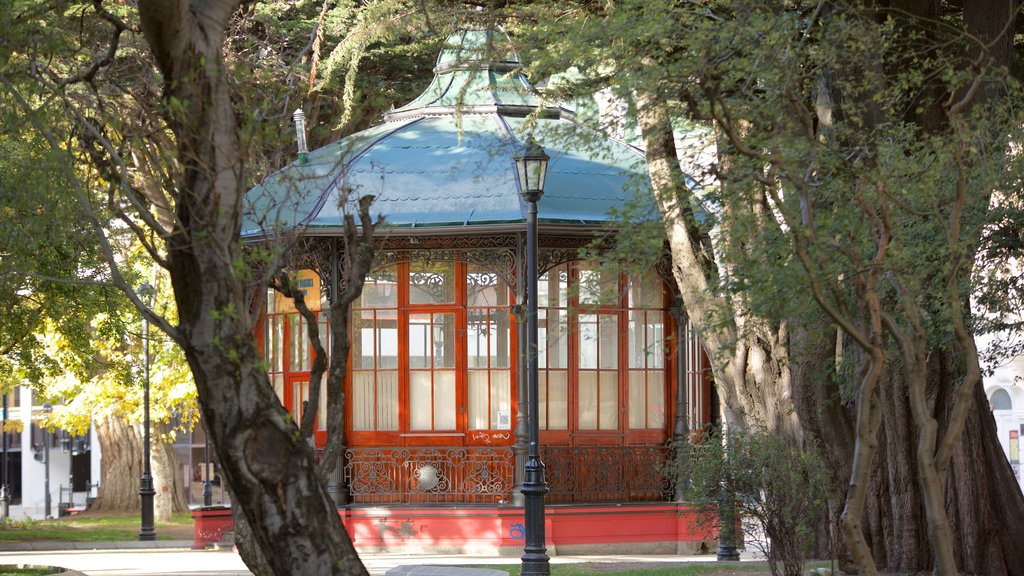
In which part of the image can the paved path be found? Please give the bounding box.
[0,543,744,576]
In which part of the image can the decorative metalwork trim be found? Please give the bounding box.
[343,445,672,505]
[344,447,515,504]
[540,445,673,504]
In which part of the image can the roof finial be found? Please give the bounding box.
[293,108,309,165]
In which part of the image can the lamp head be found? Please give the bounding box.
[514,134,549,203]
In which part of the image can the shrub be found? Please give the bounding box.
[669,426,827,576]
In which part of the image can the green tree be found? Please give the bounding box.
[510,1,1024,573]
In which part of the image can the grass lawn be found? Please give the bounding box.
[0,568,56,575]
[0,512,193,542]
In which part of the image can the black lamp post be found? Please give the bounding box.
[203,425,213,507]
[717,427,740,561]
[42,402,52,519]
[1,392,9,520]
[138,283,156,541]
[514,134,550,576]
[61,431,74,510]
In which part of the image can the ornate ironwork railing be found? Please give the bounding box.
[541,445,672,504]
[344,447,515,504]
[342,445,672,505]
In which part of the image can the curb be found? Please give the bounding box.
[0,540,196,552]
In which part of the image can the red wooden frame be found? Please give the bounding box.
[256,259,695,453]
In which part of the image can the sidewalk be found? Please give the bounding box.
[0,541,747,576]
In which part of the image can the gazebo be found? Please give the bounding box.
[243,30,715,555]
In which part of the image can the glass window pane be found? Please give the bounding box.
[409,372,432,430]
[467,310,488,368]
[539,309,568,369]
[579,314,598,369]
[468,371,489,429]
[490,370,511,428]
[433,313,456,369]
[273,374,284,405]
[647,371,665,429]
[494,312,510,368]
[378,371,399,431]
[409,314,431,369]
[599,371,618,430]
[539,372,548,429]
[629,269,663,308]
[547,371,568,430]
[647,318,664,369]
[361,266,398,308]
[468,267,509,307]
[378,317,398,369]
[599,315,618,369]
[434,370,456,430]
[579,372,597,430]
[539,264,568,307]
[353,312,373,370]
[410,261,455,304]
[629,371,646,429]
[628,311,645,369]
[579,264,619,306]
[352,373,373,431]
[293,381,309,423]
[267,315,284,373]
[318,314,329,361]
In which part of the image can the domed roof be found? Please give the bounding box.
[242,30,651,238]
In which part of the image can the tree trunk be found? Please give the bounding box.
[136,3,368,574]
[90,418,143,512]
[152,421,188,518]
[90,418,186,517]
[862,354,1024,575]
[637,92,799,438]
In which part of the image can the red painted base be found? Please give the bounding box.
[341,503,715,556]
[192,506,234,549]
[192,503,716,555]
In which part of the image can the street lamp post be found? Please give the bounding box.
[1,392,9,520]
[138,283,156,541]
[203,426,213,507]
[43,402,52,519]
[515,134,550,576]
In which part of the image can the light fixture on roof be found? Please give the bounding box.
[293,108,309,165]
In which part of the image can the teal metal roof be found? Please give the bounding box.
[242,30,652,237]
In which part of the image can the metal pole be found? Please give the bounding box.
[203,425,213,507]
[1,392,8,520]
[44,424,50,518]
[716,425,740,561]
[139,312,156,541]
[670,301,689,503]
[520,189,550,576]
[68,436,74,511]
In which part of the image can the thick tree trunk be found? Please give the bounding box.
[862,355,1024,575]
[152,421,189,518]
[89,418,187,516]
[90,418,143,512]
[637,66,1024,576]
[637,92,799,438]
[790,323,855,564]
[136,3,367,575]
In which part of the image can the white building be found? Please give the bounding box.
[2,386,101,520]
[982,319,1024,492]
